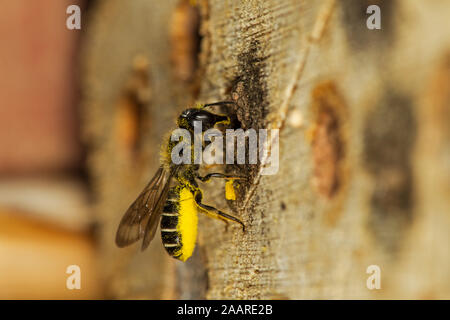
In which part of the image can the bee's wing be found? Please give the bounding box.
[141,173,172,251]
[115,167,172,248]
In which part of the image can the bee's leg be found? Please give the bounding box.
[196,173,245,183]
[194,189,245,232]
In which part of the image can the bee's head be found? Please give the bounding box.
[177,108,229,131]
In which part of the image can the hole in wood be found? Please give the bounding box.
[310,81,347,199]
[115,56,151,162]
[170,0,202,82]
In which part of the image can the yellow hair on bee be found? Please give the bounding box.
[193,102,205,109]
[159,133,175,170]
[176,187,198,261]
[160,130,193,170]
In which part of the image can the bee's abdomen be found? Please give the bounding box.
[161,189,182,258]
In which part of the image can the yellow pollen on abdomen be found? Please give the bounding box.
[225,179,237,201]
[176,187,198,261]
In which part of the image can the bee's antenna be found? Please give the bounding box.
[202,101,236,108]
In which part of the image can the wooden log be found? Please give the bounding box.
[81,0,450,299]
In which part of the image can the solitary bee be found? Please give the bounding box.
[115,101,245,262]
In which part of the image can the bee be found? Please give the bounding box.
[115,101,245,262]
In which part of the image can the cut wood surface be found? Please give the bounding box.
[81,0,450,299]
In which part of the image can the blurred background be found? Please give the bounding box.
[0,0,100,298]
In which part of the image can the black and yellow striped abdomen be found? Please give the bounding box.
[161,186,198,261]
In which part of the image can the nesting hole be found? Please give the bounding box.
[115,56,151,162]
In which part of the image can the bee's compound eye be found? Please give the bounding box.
[180,108,199,119]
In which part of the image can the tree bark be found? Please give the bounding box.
[81,0,450,299]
